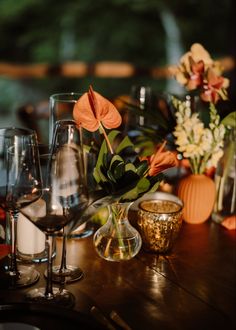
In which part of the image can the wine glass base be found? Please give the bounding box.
[25,287,75,309]
[45,265,83,283]
[2,265,40,289]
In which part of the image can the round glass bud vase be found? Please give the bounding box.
[93,202,142,261]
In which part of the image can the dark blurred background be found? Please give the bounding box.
[0,0,235,131]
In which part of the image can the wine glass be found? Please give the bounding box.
[49,92,93,239]
[49,120,90,283]
[21,119,88,306]
[49,92,81,144]
[0,127,42,288]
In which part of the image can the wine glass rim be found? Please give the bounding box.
[50,92,82,101]
[0,127,35,137]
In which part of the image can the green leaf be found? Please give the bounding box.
[107,169,117,183]
[116,136,134,154]
[93,167,100,183]
[125,162,137,173]
[102,153,109,169]
[96,130,120,172]
[110,155,124,168]
[149,180,161,192]
[93,166,108,184]
[135,160,148,176]
[120,177,150,201]
[221,111,236,128]
[107,130,121,144]
[111,161,125,180]
[136,176,151,192]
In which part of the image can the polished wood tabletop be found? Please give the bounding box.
[0,220,236,330]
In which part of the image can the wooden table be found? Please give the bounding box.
[0,220,236,329]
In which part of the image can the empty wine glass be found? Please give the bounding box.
[49,92,93,240]
[50,120,90,283]
[21,119,88,306]
[0,127,42,289]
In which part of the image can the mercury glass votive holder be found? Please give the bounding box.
[136,192,183,253]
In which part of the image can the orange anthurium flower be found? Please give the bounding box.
[73,85,122,132]
[141,142,178,177]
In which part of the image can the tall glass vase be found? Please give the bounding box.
[93,202,142,261]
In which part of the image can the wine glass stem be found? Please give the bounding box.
[60,228,68,272]
[45,234,55,298]
[8,210,19,276]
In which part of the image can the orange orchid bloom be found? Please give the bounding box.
[73,85,122,132]
[186,58,204,90]
[201,68,228,103]
[141,142,178,177]
[172,43,229,103]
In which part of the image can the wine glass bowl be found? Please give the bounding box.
[25,145,88,234]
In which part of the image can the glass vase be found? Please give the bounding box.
[212,127,236,223]
[93,202,142,261]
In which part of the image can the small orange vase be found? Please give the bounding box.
[177,174,216,224]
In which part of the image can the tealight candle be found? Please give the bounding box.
[17,198,48,262]
[17,212,45,256]
[134,192,183,253]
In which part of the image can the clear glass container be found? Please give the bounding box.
[212,127,236,223]
[93,202,142,262]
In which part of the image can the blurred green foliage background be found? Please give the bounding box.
[0,0,235,128]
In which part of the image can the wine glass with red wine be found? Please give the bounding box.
[0,127,42,289]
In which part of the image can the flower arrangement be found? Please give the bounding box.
[73,85,177,203]
[171,43,229,174]
[171,43,229,103]
[172,97,225,174]
[72,86,178,261]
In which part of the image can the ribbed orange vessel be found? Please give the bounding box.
[177,174,216,224]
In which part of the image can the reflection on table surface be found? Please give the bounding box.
[0,220,236,330]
